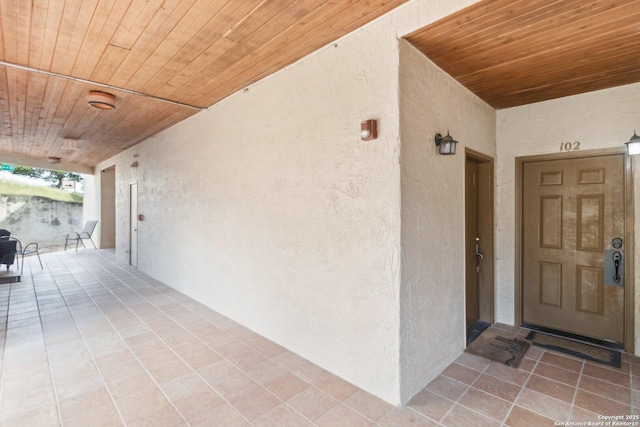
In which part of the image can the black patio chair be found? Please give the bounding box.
[0,236,18,270]
[0,236,43,272]
[65,220,99,252]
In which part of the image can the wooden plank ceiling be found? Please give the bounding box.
[405,0,640,109]
[0,0,409,169]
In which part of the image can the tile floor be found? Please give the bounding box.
[0,250,638,426]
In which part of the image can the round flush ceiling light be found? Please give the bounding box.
[47,156,61,164]
[87,91,116,110]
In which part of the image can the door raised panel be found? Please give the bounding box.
[576,194,604,252]
[539,261,562,307]
[540,196,563,249]
[540,171,563,186]
[576,265,603,315]
[578,168,604,185]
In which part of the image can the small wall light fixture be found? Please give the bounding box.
[47,156,61,164]
[625,131,640,156]
[434,131,458,155]
[87,90,116,110]
[360,119,377,141]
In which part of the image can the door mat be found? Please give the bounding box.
[525,331,621,368]
[467,320,491,346]
[465,327,530,368]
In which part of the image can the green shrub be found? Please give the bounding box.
[0,179,83,203]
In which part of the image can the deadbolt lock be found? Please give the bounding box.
[612,237,623,249]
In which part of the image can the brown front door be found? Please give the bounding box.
[465,158,480,328]
[522,154,625,344]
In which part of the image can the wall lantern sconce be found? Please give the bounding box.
[87,90,116,110]
[625,131,640,156]
[360,119,377,141]
[434,131,458,155]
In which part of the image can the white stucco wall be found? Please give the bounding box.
[398,41,495,402]
[91,0,487,405]
[101,16,406,404]
[495,83,640,353]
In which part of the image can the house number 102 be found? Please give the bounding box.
[559,141,580,152]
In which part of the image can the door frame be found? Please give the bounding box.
[515,147,634,352]
[129,181,138,267]
[466,148,495,325]
[100,166,116,248]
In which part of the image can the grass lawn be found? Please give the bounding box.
[0,179,83,203]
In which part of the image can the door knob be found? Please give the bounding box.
[475,237,484,273]
[612,251,622,283]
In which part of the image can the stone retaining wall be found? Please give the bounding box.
[0,195,83,248]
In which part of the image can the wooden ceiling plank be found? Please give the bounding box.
[76,98,189,163]
[471,54,640,106]
[136,0,253,96]
[62,90,113,145]
[407,0,631,65]
[5,68,27,154]
[405,0,553,47]
[0,0,19,63]
[207,0,263,39]
[6,67,23,137]
[50,0,97,75]
[110,0,166,51]
[89,0,169,84]
[513,67,640,98]
[15,0,32,66]
[106,0,198,88]
[27,0,50,68]
[336,0,413,36]
[188,0,407,107]
[39,76,72,139]
[34,0,64,72]
[443,17,640,80]
[155,0,310,101]
[82,94,154,142]
[99,102,190,148]
[0,68,12,141]
[122,0,235,92]
[176,0,325,102]
[472,63,640,106]
[489,68,640,108]
[42,78,85,157]
[89,0,175,86]
[23,71,46,156]
[178,0,365,105]
[459,35,640,91]
[70,0,132,81]
[0,2,6,61]
[2,67,26,154]
[222,0,292,43]
[153,37,238,101]
[221,0,410,100]
[90,44,133,84]
[158,0,294,91]
[34,75,59,154]
[423,1,640,75]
